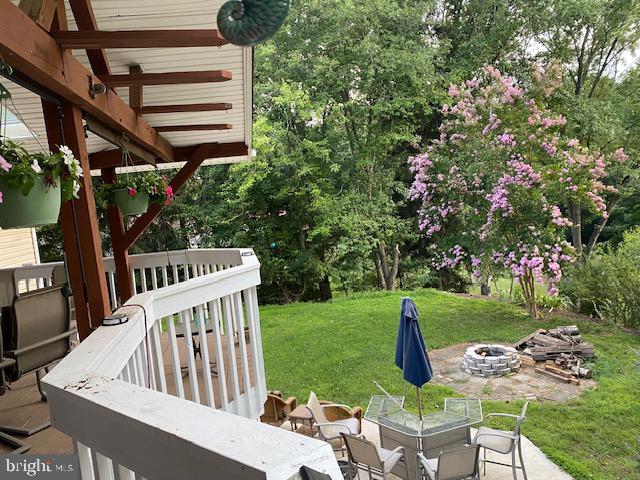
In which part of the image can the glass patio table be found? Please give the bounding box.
[364,395,483,480]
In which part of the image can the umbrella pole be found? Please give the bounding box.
[416,386,423,420]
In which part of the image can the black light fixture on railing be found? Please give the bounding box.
[217,0,291,47]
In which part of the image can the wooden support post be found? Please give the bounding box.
[101,168,133,304]
[42,99,111,339]
[42,100,92,340]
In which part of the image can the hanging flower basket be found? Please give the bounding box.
[113,188,149,216]
[96,171,174,216]
[0,175,61,228]
[0,140,82,230]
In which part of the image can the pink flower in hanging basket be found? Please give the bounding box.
[0,191,3,204]
[0,154,11,172]
[165,185,174,205]
[128,187,137,197]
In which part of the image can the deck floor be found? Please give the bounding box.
[0,330,256,454]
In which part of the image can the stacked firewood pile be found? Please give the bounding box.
[513,325,594,385]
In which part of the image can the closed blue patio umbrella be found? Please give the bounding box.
[395,297,433,420]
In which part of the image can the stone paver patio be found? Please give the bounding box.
[429,343,596,402]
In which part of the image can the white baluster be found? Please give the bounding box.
[165,314,185,399]
[223,295,241,414]
[150,321,167,393]
[209,298,229,411]
[180,309,200,404]
[196,304,215,408]
[233,292,253,416]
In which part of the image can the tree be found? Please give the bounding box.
[531,0,640,255]
[409,65,626,317]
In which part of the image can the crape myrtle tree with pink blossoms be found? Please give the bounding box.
[409,65,630,318]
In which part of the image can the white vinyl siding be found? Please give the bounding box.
[0,228,38,268]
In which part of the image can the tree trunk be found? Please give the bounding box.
[480,282,491,296]
[519,268,538,319]
[585,195,621,257]
[377,242,400,290]
[373,254,384,289]
[568,202,583,258]
[318,275,332,302]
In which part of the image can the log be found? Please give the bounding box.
[570,366,592,378]
[535,367,571,383]
[529,343,595,361]
[544,364,574,379]
[555,325,580,336]
[531,333,570,348]
[513,329,546,349]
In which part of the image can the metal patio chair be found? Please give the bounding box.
[473,401,528,480]
[417,445,480,480]
[342,433,409,480]
[306,391,361,452]
[0,284,76,437]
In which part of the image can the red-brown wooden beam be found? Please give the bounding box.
[67,0,111,75]
[0,0,174,162]
[18,0,64,31]
[123,144,219,250]
[42,99,92,340]
[42,100,111,340]
[135,103,232,115]
[52,29,228,48]
[102,167,134,304]
[89,142,248,170]
[155,124,233,132]
[100,71,232,87]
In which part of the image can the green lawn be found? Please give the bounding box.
[260,289,640,480]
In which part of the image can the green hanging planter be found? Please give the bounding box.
[217,0,291,46]
[0,176,61,229]
[114,188,149,216]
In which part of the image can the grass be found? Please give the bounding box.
[259,288,640,480]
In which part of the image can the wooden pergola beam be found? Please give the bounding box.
[67,0,111,75]
[135,103,232,115]
[155,124,233,132]
[101,71,232,87]
[89,141,248,170]
[0,0,174,162]
[123,144,221,250]
[52,29,228,48]
[18,0,64,31]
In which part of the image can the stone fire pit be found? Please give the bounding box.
[463,344,521,377]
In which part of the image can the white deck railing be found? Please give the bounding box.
[3,249,341,479]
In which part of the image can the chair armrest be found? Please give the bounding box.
[351,406,362,420]
[416,452,436,478]
[321,403,352,411]
[314,421,355,438]
[390,445,405,456]
[474,430,517,441]
[485,413,519,420]
[284,396,297,409]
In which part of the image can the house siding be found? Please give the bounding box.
[0,228,39,268]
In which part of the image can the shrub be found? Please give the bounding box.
[560,227,640,328]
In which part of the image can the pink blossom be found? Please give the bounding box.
[128,188,136,197]
[612,148,629,163]
[0,155,11,172]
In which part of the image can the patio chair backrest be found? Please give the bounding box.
[3,285,74,380]
[307,391,329,424]
[342,434,383,470]
[514,401,529,436]
[435,445,480,480]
